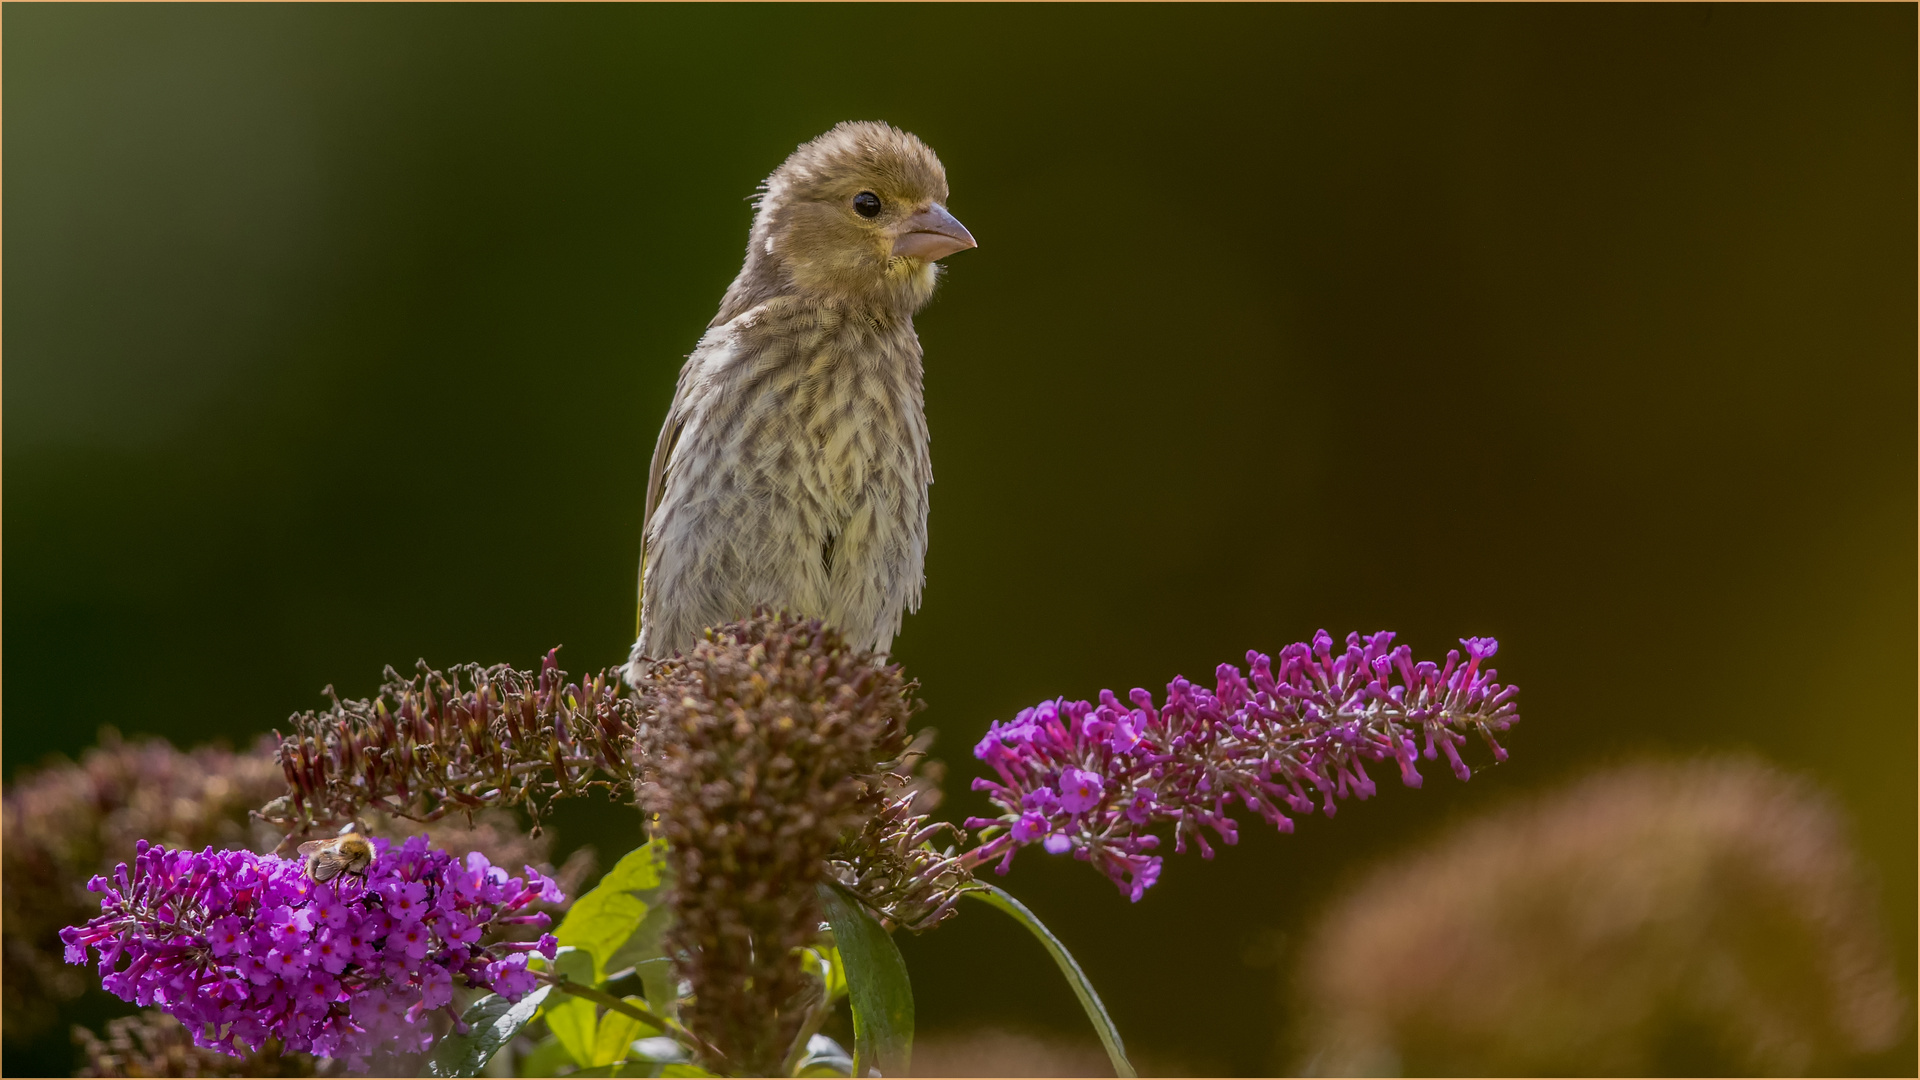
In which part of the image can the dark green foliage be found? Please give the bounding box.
[426,989,553,1079]
[817,882,914,1079]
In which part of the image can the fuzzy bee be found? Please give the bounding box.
[298,825,374,885]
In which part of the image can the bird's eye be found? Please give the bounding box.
[852,191,882,218]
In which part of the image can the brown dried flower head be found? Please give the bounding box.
[260,650,641,843]
[73,1009,341,1079]
[828,745,975,934]
[3,731,286,1040]
[636,610,921,1074]
[1290,756,1909,1076]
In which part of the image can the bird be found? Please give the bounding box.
[624,121,975,684]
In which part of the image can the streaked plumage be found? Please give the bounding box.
[625,122,975,682]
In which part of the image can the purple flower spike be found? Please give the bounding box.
[60,838,564,1068]
[969,630,1520,901]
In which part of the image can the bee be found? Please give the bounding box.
[299,825,374,886]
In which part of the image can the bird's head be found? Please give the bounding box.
[732,121,975,319]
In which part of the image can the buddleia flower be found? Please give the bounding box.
[61,837,564,1073]
[966,631,1520,900]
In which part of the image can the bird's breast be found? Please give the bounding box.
[705,300,927,468]
[793,343,918,511]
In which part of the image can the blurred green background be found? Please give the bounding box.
[5,3,1913,1075]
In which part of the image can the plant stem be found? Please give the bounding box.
[542,971,728,1068]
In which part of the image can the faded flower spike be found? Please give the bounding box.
[261,651,640,839]
[60,836,563,1072]
[638,612,921,1075]
[966,631,1520,901]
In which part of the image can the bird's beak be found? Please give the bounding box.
[891,203,977,261]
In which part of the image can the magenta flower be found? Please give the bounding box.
[60,835,565,1070]
[1057,768,1105,814]
[966,630,1521,901]
[1011,812,1051,845]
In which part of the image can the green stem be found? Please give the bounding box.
[541,971,728,1068]
[963,885,1137,1078]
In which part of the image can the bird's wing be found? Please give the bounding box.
[637,379,690,638]
[636,325,740,639]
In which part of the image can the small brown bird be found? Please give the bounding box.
[625,122,975,681]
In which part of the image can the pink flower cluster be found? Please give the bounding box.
[60,836,563,1069]
[967,631,1520,901]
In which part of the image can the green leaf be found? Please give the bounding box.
[800,943,847,1004]
[816,881,912,1078]
[964,885,1136,1078]
[592,1006,654,1067]
[556,841,673,983]
[603,901,675,977]
[423,985,552,1078]
[542,946,600,1067]
[796,1033,854,1077]
[566,1064,659,1078]
[631,956,679,1018]
[629,1035,689,1066]
[516,1034,573,1079]
[658,1064,719,1077]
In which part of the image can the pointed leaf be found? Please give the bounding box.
[556,841,673,982]
[631,956,679,1019]
[817,882,913,1077]
[422,985,551,1077]
[603,900,676,976]
[964,885,1136,1078]
[592,1006,653,1067]
[518,1034,574,1079]
[797,1033,855,1077]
